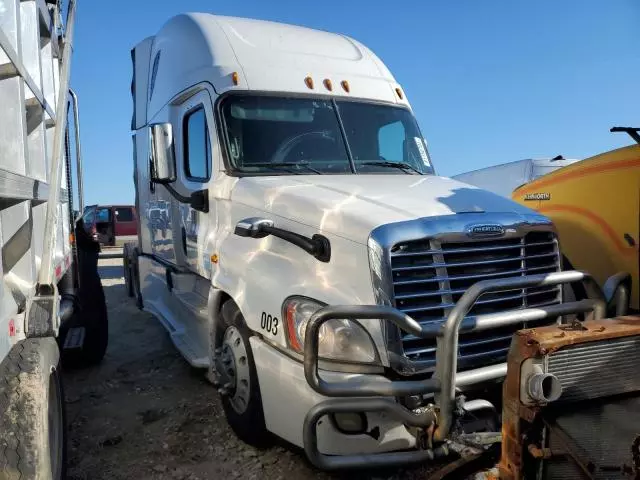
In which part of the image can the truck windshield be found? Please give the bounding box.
[220,95,434,175]
[95,207,111,223]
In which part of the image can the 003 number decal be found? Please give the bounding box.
[260,312,278,335]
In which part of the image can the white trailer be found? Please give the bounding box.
[452,157,579,198]
[0,1,107,478]
[125,13,612,471]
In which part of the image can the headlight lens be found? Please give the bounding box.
[283,297,378,364]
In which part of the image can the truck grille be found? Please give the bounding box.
[390,231,561,371]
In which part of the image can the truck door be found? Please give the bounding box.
[80,205,97,233]
[113,206,137,245]
[170,89,214,276]
[94,206,113,246]
[147,88,215,364]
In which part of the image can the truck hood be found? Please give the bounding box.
[231,175,537,244]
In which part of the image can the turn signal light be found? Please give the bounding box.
[304,76,314,89]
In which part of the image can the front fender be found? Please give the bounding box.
[210,205,389,367]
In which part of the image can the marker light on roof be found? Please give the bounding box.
[395,87,404,99]
[232,71,239,86]
[323,79,333,91]
[341,80,350,93]
[304,76,314,89]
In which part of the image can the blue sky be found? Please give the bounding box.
[71,0,640,206]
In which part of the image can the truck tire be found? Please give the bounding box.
[217,300,270,447]
[131,247,143,310]
[123,244,134,298]
[0,338,66,480]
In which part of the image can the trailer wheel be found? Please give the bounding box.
[0,338,66,480]
[216,300,270,447]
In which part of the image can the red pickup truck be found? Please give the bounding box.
[81,205,138,247]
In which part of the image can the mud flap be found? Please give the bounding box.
[59,219,108,366]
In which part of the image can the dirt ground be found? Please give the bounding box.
[64,257,441,480]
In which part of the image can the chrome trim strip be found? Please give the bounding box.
[391,239,556,257]
[393,264,557,286]
[391,251,558,272]
[401,288,553,314]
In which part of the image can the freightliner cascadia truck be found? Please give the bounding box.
[125,13,639,476]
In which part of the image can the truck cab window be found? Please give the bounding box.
[220,95,433,175]
[184,106,211,181]
[81,207,96,226]
[221,96,351,174]
[115,207,134,222]
[95,207,111,223]
[378,121,405,162]
[337,101,433,174]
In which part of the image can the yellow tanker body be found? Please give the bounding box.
[513,143,640,309]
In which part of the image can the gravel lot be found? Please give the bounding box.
[64,256,442,480]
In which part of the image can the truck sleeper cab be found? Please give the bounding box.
[129,13,569,466]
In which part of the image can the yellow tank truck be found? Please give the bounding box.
[513,127,640,311]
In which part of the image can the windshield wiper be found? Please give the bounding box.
[242,161,322,175]
[359,161,423,175]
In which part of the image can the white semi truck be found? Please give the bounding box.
[452,157,579,198]
[0,1,107,478]
[125,13,638,473]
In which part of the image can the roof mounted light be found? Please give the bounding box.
[304,76,314,89]
[231,71,239,86]
[395,87,404,100]
[341,80,350,93]
[323,79,333,91]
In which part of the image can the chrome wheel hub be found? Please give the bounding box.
[219,326,251,414]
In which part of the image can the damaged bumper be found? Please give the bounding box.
[301,270,631,471]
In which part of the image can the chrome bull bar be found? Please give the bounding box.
[302,271,606,470]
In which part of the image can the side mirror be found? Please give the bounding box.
[150,123,176,183]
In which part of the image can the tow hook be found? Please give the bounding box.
[412,405,437,450]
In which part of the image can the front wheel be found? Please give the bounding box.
[216,300,270,447]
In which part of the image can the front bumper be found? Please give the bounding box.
[250,337,418,455]
[301,271,609,470]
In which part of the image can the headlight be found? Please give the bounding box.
[283,297,379,364]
